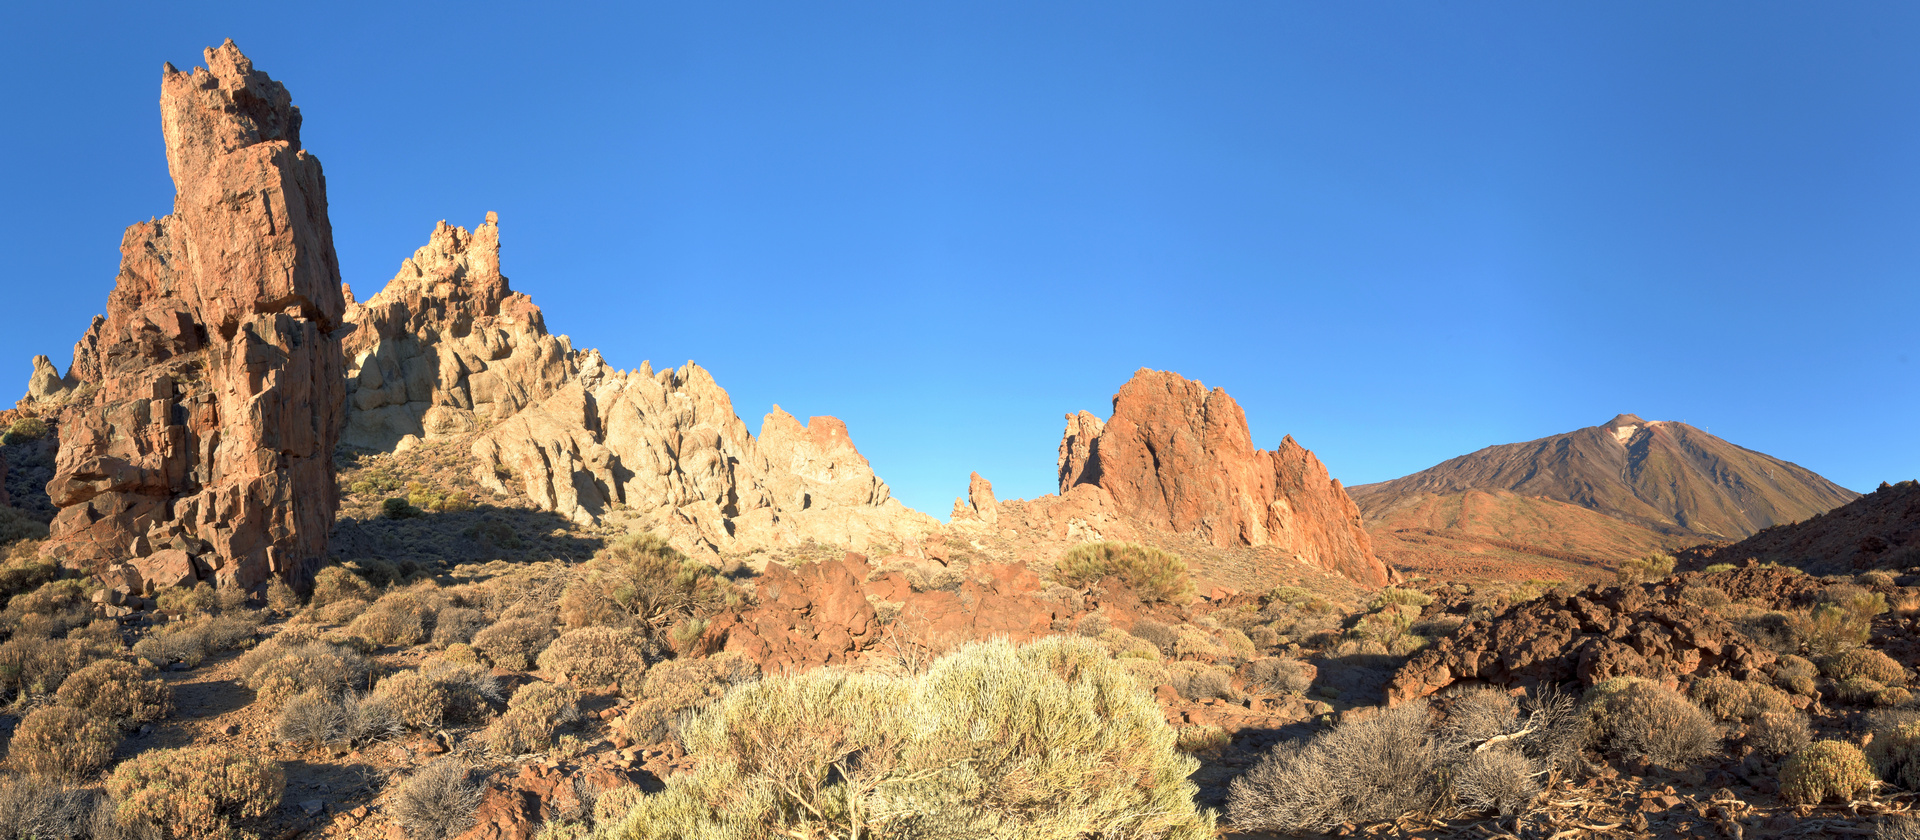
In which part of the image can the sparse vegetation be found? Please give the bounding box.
[616,652,759,744]
[1229,700,1441,832]
[1616,552,1676,584]
[1052,541,1194,604]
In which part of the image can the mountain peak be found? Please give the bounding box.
[1604,413,1647,429]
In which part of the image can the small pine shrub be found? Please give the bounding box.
[1585,679,1720,768]
[537,626,652,693]
[55,659,172,727]
[1228,700,1440,833]
[1052,541,1194,604]
[484,681,581,755]
[1617,552,1677,584]
[1748,710,1812,757]
[472,617,557,670]
[1780,740,1876,805]
[392,761,482,840]
[8,706,118,777]
[556,534,737,633]
[108,746,284,840]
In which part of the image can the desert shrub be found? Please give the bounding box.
[346,590,438,648]
[1228,700,1440,833]
[391,761,482,840]
[1690,675,1755,721]
[277,690,404,747]
[1748,710,1813,757]
[431,607,487,645]
[1826,584,1891,621]
[1370,587,1434,610]
[556,534,737,634]
[370,660,501,730]
[1130,619,1180,655]
[1452,749,1541,817]
[1780,740,1876,805]
[0,775,113,840]
[617,652,759,744]
[3,417,49,443]
[3,579,93,636]
[156,583,219,616]
[1248,624,1282,649]
[537,626,652,693]
[1175,724,1230,753]
[55,659,172,727]
[1246,657,1315,695]
[1585,679,1720,767]
[1746,681,1797,717]
[1880,814,1920,840]
[1051,541,1193,604]
[484,681,581,755]
[1617,552,1677,584]
[1839,676,1889,704]
[1885,687,1916,707]
[108,746,283,840]
[8,706,118,777]
[1823,648,1908,686]
[234,633,376,709]
[1867,720,1920,790]
[610,637,1213,840]
[1704,563,1738,574]
[266,579,301,612]
[1681,585,1732,609]
[1216,626,1257,661]
[1436,686,1584,778]
[1797,604,1872,657]
[132,612,258,669]
[310,566,375,609]
[472,617,557,670]
[1859,570,1898,588]
[1776,655,1820,695]
[0,507,50,549]
[407,482,474,514]
[0,634,114,701]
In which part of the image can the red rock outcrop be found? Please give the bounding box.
[39,41,344,590]
[1056,369,1389,587]
[340,214,576,450]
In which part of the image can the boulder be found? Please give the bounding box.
[39,41,344,589]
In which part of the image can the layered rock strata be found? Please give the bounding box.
[39,41,344,590]
[340,215,575,450]
[1053,369,1389,587]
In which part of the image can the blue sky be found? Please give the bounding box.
[3,2,1916,517]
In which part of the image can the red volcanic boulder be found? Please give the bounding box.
[1386,579,1778,706]
[39,41,344,590]
[1058,369,1388,587]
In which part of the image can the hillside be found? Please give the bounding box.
[1350,414,1858,578]
[1364,489,1692,584]
[1684,478,1920,575]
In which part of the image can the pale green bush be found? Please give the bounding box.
[1052,542,1193,604]
[605,637,1213,840]
[1780,740,1876,805]
[617,652,759,744]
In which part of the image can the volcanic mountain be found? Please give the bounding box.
[1349,414,1859,582]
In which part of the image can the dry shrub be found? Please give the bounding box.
[1796,604,1871,657]
[266,579,301,612]
[131,613,258,669]
[1228,700,1440,833]
[472,617,557,670]
[311,566,376,610]
[1868,720,1920,790]
[1246,657,1315,695]
[1130,619,1180,655]
[234,631,375,709]
[537,626,652,693]
[276,690,404,746]
[618,652,759,744]
[1748,710,1812,757]
[1052,541,1193,604]
[347,588,446,647]
[1826,584,1891,621]
[431,607,487,645]
[1585,679,1720,768]
[0,507,50,549]
[1838,676,1890,705]
[1823,648,1908,685]
[1437,687,1584,781]
[370,661,502,730]
[0,634,114,701]
[1690,675,1753,721]
[484,681,581,755]
[107,746,284,840]
[1881,814,1920,840]
[1780,740,1876,805]
[55,659,172,727]
[557,534,737,635]
[1452,749,1541,817]
[391,761,482,840]
[1617,552,1676,584]
[0,775,113,840]
[1776,654,1820,696]
[8,706,118,777]
[611,637,1213,840]
[1176,724,1230,753]
[1123,659,1238,702]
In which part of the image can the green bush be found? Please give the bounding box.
[1780,740,1876,805]
[1795,604,1871,657]
[8,706,118,778]
[107,746,284,840]
[382,498,421,520]
[1703,563,1738,574]
[2,417,49,445]
[1052,542,1193,604]
[605,637,1214,840]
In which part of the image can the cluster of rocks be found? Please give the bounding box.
[1385,567,1806,705]
[28,41,344,592]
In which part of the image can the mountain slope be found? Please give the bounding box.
[1683,478,1920,575]
[1351,414,1858,542]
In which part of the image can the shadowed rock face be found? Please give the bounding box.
[41,41,344,591]
[1057,369,1389,588]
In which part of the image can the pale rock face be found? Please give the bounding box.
[42,41,344,591]
[467,357,936,554]
[951,471,1000,526]
[1054,369,1389,587]
[339,214,576,450]
[22,356,73,403]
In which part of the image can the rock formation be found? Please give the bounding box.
[1054,369,1389,587]
[39,41,344,591]
[22,356,74,405]
[340,215,576,450]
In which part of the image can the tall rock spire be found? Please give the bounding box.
[43,40,345,591]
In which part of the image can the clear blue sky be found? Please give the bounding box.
[3,3,1916,518]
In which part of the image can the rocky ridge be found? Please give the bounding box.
[32,41,344,592]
